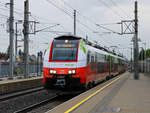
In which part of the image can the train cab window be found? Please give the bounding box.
[51,40,79,61]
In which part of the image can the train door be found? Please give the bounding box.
[95,52,98,81]
[109,56,111,77]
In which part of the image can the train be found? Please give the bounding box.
[43,35,126,89]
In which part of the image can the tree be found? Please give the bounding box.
[146,49,150,59]
[139,49,150,60]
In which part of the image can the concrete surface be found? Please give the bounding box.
[46,72,150,113]
[0,77,43,95]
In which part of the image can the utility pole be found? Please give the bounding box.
[145,45,147,73]
[141,47,144,73]
[24,0,29,78]
[74,10,76,35]
[143,43,147,73]
[9,0,14,79]
[134,0,139,79]
[15,22,18,60]
[131,47,132,72]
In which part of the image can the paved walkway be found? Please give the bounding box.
[90,73,150,113]
[47,72,150,113]
[101,73,150,113]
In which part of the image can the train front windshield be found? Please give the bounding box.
[51,40,79,61]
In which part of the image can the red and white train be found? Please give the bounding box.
[43,35,126,89]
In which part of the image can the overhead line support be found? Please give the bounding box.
[9,0,14,79]
[24,0,29,78]
[74,10,76,35]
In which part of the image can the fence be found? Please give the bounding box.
[0,63,43,78]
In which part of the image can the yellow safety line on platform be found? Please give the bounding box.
[64,75,124,113]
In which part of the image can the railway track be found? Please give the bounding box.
[14,95,58,113]
[0,87,61,113]
[13,75,120,113]
[0,74,122,113]
[0,87,44,102]
[14,94,78,113]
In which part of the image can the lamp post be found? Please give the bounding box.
[130,47,133,72]
[143,42,146,73]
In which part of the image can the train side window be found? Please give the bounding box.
[91,56,94,70]
[98,62,104,73]
[87,51,90,64]
[91,56,94,62]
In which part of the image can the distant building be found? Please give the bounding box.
[0,57,8,63]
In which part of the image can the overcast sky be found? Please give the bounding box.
[0,0,150,59]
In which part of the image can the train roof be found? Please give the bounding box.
[54,35,81,40]
[53,35,126,61]
[87,45,109,56]
[87,44,126,60]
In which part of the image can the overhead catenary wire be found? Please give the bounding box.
[97,0,126,20]
[59,0,122,34]
[0,1,50,24]
[0,2,24,16]
[108,0,132,19]
[62,2,118,46]
[0,1,58,23]
[0,13,8,18]
[46,0,73,18]
[0,0,131,57]
[46,0,117,34]
[59,0,132,49]
[45,0,125,47]
[46,0,95,32]
[59,0,131,48]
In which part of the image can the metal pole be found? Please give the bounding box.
[15,22,17,60]
[9,0,14,79]
[131,47,132,72]
[144,43,147,73]
[37,54,38,76]
[142,48,144,73]
[24,0,29,78]
[74,10,76,35]
[134,1,139,79]
[0,63,1,77]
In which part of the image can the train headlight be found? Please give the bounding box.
[53,70,56,74]
[50,69,56,74]
[68,69,76,74]
[68,70,72,74]
[50,70,53,74]
[72,70,76,74]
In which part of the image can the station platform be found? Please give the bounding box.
[47,72,150,113]
[0,76,43,95]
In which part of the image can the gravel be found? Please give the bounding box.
[0,89,59,113]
